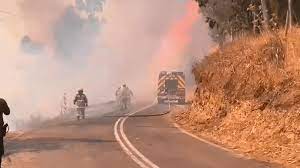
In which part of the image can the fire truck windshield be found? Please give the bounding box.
[165,79,178,92]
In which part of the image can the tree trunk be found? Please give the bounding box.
[261,0,270,30]
[285,10,289,36]
[252,8,258,34]
[288,0,293,28]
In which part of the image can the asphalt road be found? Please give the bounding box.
[3,103,272,168]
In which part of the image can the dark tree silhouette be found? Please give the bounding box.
[194,0,300,43]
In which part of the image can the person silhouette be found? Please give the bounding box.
[0,98,10,167]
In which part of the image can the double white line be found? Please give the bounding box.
[114,104,160,168]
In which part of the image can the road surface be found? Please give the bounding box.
[3,103,272,168]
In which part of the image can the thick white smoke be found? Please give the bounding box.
[0,0,213,130]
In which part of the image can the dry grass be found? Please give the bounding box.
[176,29,300,168]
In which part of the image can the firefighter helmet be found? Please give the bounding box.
[78,88,84,93]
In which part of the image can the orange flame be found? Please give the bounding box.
[151,1,199,72]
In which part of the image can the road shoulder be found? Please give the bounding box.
[124,105,270,168]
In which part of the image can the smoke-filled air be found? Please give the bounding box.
[0,0,212,130]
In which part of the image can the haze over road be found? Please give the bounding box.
[3,103,271,168]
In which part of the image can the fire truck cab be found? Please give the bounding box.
[157,71,186,104]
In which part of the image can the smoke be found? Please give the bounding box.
[21,35,44,54]
[151,1,199,70]
[149,1,212,98]
[18,0,72,46]
[18,0,105,59]
[150,1,200,87]
[0,0,213,130]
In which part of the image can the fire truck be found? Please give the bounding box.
[157,71,186,104]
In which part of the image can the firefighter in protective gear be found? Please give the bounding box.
[115,87,121,105]
[0,98,10,167]
[120,84,133,110]
[73,89,88,120]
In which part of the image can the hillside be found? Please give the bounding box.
[175,29,300,168]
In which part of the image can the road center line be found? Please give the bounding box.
[114,104,160,168]
[114,118,149,168]
[120,117,159,168]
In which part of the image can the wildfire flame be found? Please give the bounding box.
[151,1,199,72]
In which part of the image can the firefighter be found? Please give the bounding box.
[120,84,133,110]
[73,89,88,120]
[115,87,121,105]
[0,98,10,167]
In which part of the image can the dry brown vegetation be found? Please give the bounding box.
[175,29,300,168]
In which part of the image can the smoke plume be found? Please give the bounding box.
[0,0,213,130]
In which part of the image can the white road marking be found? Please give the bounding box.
[114,103,160,168]
[173,123,244,158]
[120,116,159,168]
[114,118,149,168]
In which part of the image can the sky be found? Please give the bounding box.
[0,0,213,129]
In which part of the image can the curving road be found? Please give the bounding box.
[3,103,272,168]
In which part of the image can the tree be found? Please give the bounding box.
[195,0,254,43]
[261,0,269,30]
[288,0,293,28]
[195,0,300,44]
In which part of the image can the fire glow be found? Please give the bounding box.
[152,1,199,71]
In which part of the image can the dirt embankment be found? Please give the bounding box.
[175,29,300,168]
